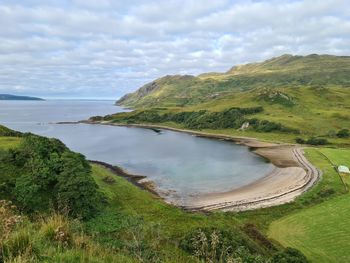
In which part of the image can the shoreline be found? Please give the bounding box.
[89,160,162,198]
[62,120,321,211]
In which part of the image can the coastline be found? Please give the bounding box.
[63,120,321,211]
[89,160,162,198]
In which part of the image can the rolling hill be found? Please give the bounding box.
[113,54,350,139]
[117,54,350,107]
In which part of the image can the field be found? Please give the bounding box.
[268,148,350,263]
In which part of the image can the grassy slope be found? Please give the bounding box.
[0,136,21,150]
[87,164,269,262]
[0,136,136,262]
[2,133,350,261]
[268,148,350,263]
[0,135,269,262]
[116,54,350,140]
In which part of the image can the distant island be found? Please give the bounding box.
[0,94,44,101]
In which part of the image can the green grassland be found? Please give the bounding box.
[268,148,350,263]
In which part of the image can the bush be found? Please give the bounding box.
[1,134,102,219]
[242,224,276,251]
[57,152,101,219]
[250,119,300,134]
[270,247,309,263]
[0,125,22,137]
[295,138,306,144]
[317,187,335,198]
[180,228,266,262]
[337,129,350,138]
[306,137,328,145]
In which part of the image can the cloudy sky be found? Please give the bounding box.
[0,0,349,99]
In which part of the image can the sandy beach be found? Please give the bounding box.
[73,120,322,211]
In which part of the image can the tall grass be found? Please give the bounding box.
[0,200,134,262]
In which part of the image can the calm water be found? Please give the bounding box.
[0,100,274,205]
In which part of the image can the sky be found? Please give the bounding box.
[0,0,349,99]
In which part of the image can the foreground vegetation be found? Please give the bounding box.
[0,126,309,262]
[1,120,349,262]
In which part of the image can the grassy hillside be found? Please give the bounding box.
[114,54,350,140]
[268,148,350,263]
[117,54,350,108]
[2,127,350,261]
[2,126,305,262]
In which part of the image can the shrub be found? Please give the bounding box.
[337,129,350,138]
[295,138,306,144]
[317,187,335,198]
[242,224,276,251]
[306,137,328,145]
[270,247,309,263]
[0,125,22,137]
[180,228,266,262]
[250,119,300,134]
[1,134,102,219]
[102,176,116,184]
[57,152,101,219]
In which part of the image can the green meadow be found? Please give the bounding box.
[268,148,350,263]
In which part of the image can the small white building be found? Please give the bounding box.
[338,165,350,174]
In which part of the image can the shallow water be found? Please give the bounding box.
[0,100,274,205]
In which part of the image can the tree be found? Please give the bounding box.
[57,152,101,219]
[2,134,102,218]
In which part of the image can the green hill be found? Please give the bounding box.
[113,54,350,141]
[117,54,350,107]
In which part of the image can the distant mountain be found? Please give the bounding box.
[116,54,350,107]
[0,94,44,101]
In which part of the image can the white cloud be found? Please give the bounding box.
[0,0,349,98]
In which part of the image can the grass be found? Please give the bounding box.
[0,136,22,150]
[86,164,255,262]
[0,201,136,263]
[318,148,350,166]
[2,127,350,261]
[268,148,350,263]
